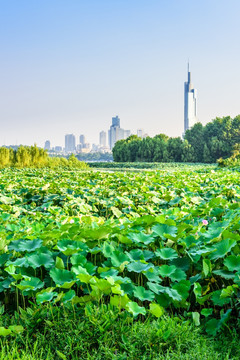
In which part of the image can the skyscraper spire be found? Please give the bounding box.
[187,60,191,85]
[184,63,197,134]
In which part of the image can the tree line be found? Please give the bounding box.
[112,116,240,163]
[0,145,88,169]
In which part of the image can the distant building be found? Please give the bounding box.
[83,143,91,149]
[99,131,106,147]
[54,146,62,152]
[112,116,120,127]
[108,116,131,150]
[184,63,197,134]
[79,134,86,146]
[76,144,82,152]
[44,140,51,150]
[137,129,143,138]
[124,130,131,139]
[65,134,76,153]
[81,145,91,153]
[92,144,99,152]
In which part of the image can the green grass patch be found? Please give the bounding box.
[1,305,240,360]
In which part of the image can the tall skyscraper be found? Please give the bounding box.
[108,116,131,150]
[44,140,51,150]
[65,134,76,152]
[112,116,120,127]
[99,131,106,147]
[184,63,197,134]
[137,129,143,138]
[108,116,120,150]
[79,134,86,146]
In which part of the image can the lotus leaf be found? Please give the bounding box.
[0,327,12,336]
[8,239,43,252]
[110,294,129,308]
[210,239,236,260]
[70,254,87,266]
[27,252,54,269]
[192,312,200,326]
[126,301,146,317]
[55,256,65,270]
[62,290,76,303]
[109,250,129,268]
[155,248,178,260]
[149,303,164,317]
[128,232,155,245]
[57,240,84,256]
[143,269,162,283]
[36,290,58,304]
[133,286,155,301]
[16,277,44,292]
[158,265,177,278]
[127,261,153,273]
[152,224,177,240]
[224,255,240,272]
[50,268,76,286]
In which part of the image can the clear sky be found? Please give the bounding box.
[1,0,240,147]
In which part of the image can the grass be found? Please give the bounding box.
[1,304,240,360]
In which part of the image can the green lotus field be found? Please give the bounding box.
[0,165,240,358]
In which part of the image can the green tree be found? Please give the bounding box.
[15,146,31,167]
[184,123,204,162]
[167,137,183,162]
[126,136,142,162]
[153,135,168,162]
[181,140,195,162]
[203,144,211,163]
[0,147,10,167]
[112,115,240,163]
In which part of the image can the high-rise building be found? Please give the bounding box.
[54,146,62,152]
[99,131,106,147]
[109,116,120,150]
[112,116,120,127]
[65,134,76,153]
[124,130,131,139]
[44,140,51,150]
[184,63,197,134]
[79,134,86,146]
[92,144,99,152]
[108,116,130,150]
[137,129,143,138]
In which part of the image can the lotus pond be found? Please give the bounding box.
[0,165,240,338]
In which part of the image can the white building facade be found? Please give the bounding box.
[108,116,131,150]
[184,64,197,133]
[99,131,107,147]
[65,134,76,153]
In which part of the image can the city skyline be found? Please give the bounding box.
[1,1,240,147]
[43,118,147,153]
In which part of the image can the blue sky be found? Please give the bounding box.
[1,0,240,146]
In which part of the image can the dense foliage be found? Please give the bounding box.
[0,145,89,169]
[113,115,240,163]
[76,152,113,162]
[0,165,240,340]
[88,162,214,169]
[218,145,240,169]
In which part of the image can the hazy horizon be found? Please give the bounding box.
[1,0,240,147]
